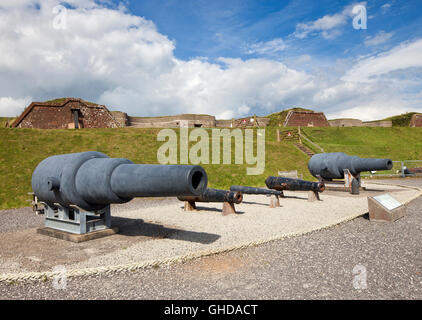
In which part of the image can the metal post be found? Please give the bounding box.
[401,161,405,178]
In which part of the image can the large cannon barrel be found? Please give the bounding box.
[265,176,325,193]
[308,152,393,180]
[230,185,283,196]
[32,151,208,211]
[178,188,243,204]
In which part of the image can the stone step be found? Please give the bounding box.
[294,143,315,157]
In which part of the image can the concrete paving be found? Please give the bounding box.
[0,178,421,299]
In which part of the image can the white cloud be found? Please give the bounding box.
[294,2,366,39]
[326,100,411,121]
[98,57,317,118]
[244,38,287,56]
[344,38,422,82]
[364,31,393,46]
[295,13,346,39]
[238,104,251,115]
[0,0,420,122]
[381,3,392,14]
[0,97,32,117]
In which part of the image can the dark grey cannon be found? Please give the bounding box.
[230,185,284,208]
[178,188,243,215]
[308,152,393,180]
[265,176,325,202]
[307,152,393,194]
[265,176,325,192]
[32,151,208,234]
[230,185,283,196]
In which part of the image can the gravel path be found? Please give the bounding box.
[1,182,416,276]
[0,179,421,299]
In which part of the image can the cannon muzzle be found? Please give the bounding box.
[32,151,208,211]
[308,152,393,180]
[230,185,283,196]
[178,188,243,204]
[265,176,325,193]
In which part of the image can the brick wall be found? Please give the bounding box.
[285,111,329,127]
[410,114,422,127]
[329,119,363,127]
[13,99,119,129]
[362,120,392,127]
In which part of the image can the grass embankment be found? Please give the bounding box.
[0,127,309,210]
[301,127,422,160]
[384,112,418,127]
[2,126,422,210]
[0,117,14,127]
[301,126,422,177]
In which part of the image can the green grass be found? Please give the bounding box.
[0,118,14,127]
[0,127,311,210]
[43,97,98,106]
[302,127,422,160]
[383,112,418,127]
[2,126,422,210]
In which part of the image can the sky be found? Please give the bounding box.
[0,0,421,120]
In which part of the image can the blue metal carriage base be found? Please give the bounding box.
[43,203,111,235]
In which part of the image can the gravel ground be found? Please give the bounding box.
[0,198,178,234]
[0,179,421,299]
[1,183,416,275]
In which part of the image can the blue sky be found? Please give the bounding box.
[128,0,422,63]
[0,0,421,120]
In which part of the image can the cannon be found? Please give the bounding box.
[265,176,325,202]
[230,185,284,208]
[308,152,393,194]
[177,188,243,215]
[229,185,283,196]
[265,176,325,192]
[32,151,207,235]
[308,152,393,180]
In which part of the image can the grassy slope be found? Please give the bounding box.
[0,117,14,127]
[302,127,422,159]
[0,127,310,209]
[2,126,422,210]
[383,112,418,127]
